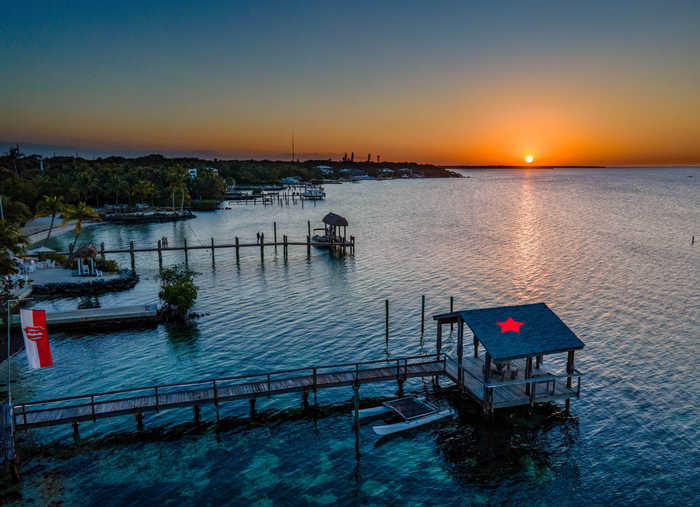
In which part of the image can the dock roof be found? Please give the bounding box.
[433,303,584,361]
[322,212,348,227]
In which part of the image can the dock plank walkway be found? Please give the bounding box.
[13,355,447,430]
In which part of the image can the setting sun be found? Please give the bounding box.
[525,155,534,164]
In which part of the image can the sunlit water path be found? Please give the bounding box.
[3,168,698,505]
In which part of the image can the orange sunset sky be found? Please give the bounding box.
[1,1,699,165]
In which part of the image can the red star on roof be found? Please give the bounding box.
[497,317,524,333]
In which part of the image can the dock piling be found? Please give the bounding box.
[273,222,277,253]
[136,412,144,430]
[352,384,360,429]
[306,235,311,259]
[421,295,425,334]
[260,233,264,262]
[249,398,257,417]
[211,238,215,268]
[193,405,200,424]
[72,421,79,441]
[157,240,163,270]
[283,235,288,261]
[213,380,220,422]
[100,242,105,260]
[129,241,135,272]
[184,238,188,265]
[450,296,454,333]
[235,236,240,263]
[385,299,389,349]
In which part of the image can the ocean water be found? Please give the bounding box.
[2,168,699,505]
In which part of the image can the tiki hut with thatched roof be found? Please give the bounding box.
[312,212,349,246]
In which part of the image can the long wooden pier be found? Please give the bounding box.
[51,222,356,271]
[10,354,446,432]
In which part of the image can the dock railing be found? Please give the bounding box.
[445,355,583,405]
[13,353,447,428]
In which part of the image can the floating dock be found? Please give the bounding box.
[10,305,158,331]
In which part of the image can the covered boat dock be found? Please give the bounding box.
[434,303,584,414]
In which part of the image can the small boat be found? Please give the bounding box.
[357,396,427,420]
[372,409,452,436]
[301,186,326,200]
[355,396,453,436]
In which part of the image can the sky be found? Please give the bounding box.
[1,1,699,165]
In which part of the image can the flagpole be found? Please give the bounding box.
[7,299,13,407]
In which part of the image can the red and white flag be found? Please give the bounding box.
[20,309,53,369]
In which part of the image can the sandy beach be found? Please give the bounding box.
[21,216,101,246]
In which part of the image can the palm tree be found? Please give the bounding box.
[35,195,64,241]
[132,179,155,206]
[61,202,99,256]
[107,175,122,205]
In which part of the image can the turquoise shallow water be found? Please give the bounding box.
[2,168,699,505]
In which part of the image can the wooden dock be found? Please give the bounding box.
[10,354,447,431]
[445,355,581,409]
[10,305,158,331]
[46,221,356,272]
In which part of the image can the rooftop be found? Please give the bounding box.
[434,302,584,361]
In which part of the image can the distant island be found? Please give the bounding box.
[0,149,461,232]
[446,165,606,169]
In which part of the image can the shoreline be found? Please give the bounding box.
[21,218,102,246]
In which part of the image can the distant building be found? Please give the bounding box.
[399,168,412,178]
[379,168,394,177]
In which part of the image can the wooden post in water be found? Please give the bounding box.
[434,323,442,387]
[129,241,135,272]
[157,240,163,270]
[193,405,200,424]
[283,235,288,261]
[307,220,311,239]
[421,295,425,334]
[306,235,311,259]
[565,350,575,412]
[260,233,265,262]
[273,222,277,253]
[210,238,215,268]
[100,242,105,260]
[525,357,533,395]
[235,236,240,263]
[136,413,144,430]
[184,238,188,265]
[352,383,360,429]
[385,299,389,349]
[457,319,464,386]
[450,296,454,333]
[483,353,492,414]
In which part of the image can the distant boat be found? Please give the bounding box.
[301,186,326,200]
